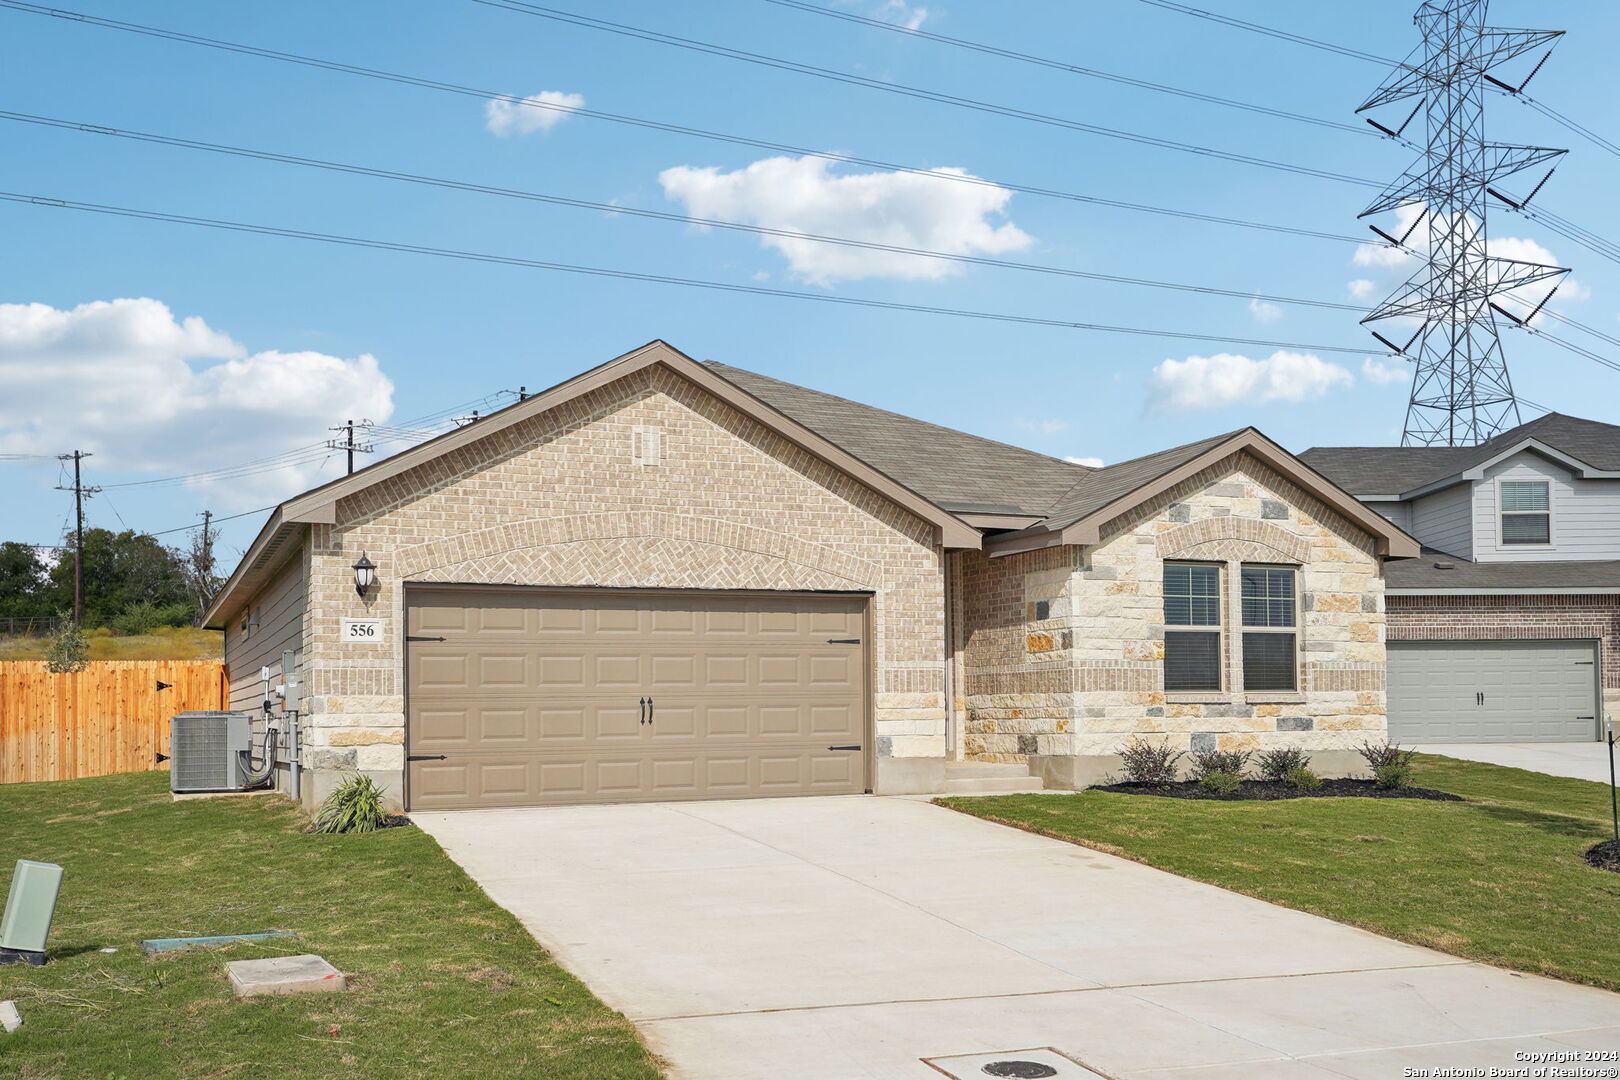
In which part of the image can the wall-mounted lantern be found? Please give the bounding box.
[352,552,376,599]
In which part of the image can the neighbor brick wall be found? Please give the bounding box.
[290,365,949,806]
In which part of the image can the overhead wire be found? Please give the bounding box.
[0,110,1372,316]
[2,189,1387,355]
[759,0,1374,137]
[464,0,1384,188]
[0,1,1375,246]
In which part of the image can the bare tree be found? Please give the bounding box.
[183,511,224,623]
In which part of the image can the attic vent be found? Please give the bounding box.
[633,426,662,466]
[1433,560,1454,570]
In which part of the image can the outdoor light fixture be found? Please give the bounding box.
[352,552,376,598]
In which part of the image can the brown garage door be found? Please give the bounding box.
[405,587,869,809]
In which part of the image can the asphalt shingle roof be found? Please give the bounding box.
[1387,552,1620,591]
[1037,430,1245,531]
[705,361,1091,516]
[1301,413,1620,495]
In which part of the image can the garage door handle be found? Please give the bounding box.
[1577,716,1596,720]
[827,638,861,644]
[828,744,861,751]
[407,754,447,761]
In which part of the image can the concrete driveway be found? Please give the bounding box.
[414,796,1620,1079]
[1416,742,1615,783]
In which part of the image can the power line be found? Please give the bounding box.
[147,504,275,537]
[466,0,1385,188]
[760,0,1374,137]
[1,188,1385,355]
[1129,0,1402,66]
[0,110,1370,315]
[0,3,1374,247]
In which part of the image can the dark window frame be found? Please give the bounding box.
[1163,561,1223,692]
[1240,564,1297,692]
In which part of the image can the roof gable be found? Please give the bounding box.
[988,428,1420,558]
[1302,412,1620,496]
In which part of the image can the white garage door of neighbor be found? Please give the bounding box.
[1387,639,1599,743]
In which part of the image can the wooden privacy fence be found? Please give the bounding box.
[0,660,227,784]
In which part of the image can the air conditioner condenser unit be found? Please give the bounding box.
[169,711,253,793]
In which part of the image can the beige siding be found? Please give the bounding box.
[225,541,307,713]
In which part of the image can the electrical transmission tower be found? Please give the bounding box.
[1357,1,1567,446]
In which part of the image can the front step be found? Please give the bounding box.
[940,761,1044,795]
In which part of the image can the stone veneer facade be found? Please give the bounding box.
[954,451,1388,778]
[231,366,951,809]
[1387,593,1620,716]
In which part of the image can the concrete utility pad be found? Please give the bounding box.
[1415,742,1614,783]
[226,954,346,998]
[416,796,1620,1079]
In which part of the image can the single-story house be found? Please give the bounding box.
[1303,412,1620,744]
[204,340,1419,810]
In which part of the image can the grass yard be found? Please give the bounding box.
[0,627,224,662]
[941,753,1620,991]
[0,772,662,1080]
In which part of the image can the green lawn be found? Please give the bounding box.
[0,772,662,1080]
[940,754,1620,991]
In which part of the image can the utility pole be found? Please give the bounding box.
[1358,1,1566,446]
[55,451,100,624]
[326,419,375,475]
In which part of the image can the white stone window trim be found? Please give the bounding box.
[1494,476,1553,549]
[1238,562,1300,695]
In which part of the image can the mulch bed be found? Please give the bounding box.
[1585,840,1620,873]
[1095,779,1463,802]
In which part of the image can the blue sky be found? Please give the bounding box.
[3,0,1619,562]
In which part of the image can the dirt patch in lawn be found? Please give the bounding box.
[1095,779,1463,802]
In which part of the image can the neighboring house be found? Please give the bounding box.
[204,341,1416,811]
[1303,412,1620,746]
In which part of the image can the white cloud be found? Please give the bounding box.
[1064,456,1104,468]
[1348,278,1377,300]
[1361,356,1408,385]
[0,299,393,507]
[1248,296,1283,323]
[484,90,586,136]
[1149,351,1353,412]
[1016,418,1068,434]
[658,156,1033,284]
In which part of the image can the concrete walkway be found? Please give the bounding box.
[414,797,1620,1080]
[1416,741,1616,784]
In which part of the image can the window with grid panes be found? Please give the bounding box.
[1163,562,1221,691]
[1240,566,1296,691]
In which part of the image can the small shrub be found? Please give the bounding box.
[312,774,390,834]
[44,612,90,674]
[1189,748,1251,781]
[109,600,195,636]
[1285,766,1323,792]
[1255,747,1310,782]
[1118,736,1184,786]
[1356,740,1417,771]
[1373,763,1414,790]
[1198,771,1243,795]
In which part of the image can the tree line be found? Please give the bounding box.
[0,526,223,633]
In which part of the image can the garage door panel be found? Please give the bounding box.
[1389,639,1597,743]
[407,589,869,808]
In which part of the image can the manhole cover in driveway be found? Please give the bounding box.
[924,1048,1108,1080]
[983,1062,1057,1078]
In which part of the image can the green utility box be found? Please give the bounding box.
[0,859,63,965]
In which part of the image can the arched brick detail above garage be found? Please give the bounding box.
[1154,516,1313,565]
[395,511,882,589]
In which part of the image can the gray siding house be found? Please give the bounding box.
[1304,413,1620,745]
